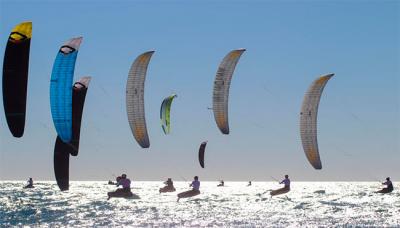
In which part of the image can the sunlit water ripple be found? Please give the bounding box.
[1,181,399,227]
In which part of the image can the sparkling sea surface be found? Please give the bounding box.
[0,181,399,227]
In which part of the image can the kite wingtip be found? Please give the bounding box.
[140,143,150,149]
[21,21,32,25]
[72,36,83,43]
[221,130,230,135]
[314,165,322,170]
[66,37,83,50]
[11,131,24,138]
[77,76,92,87]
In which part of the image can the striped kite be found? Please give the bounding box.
[126,51,154,148]
[300,73,334,169]
[212,49,246,134]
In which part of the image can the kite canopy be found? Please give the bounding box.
[300,73,334,169]
[160,94,177,134]
[198,141,207,168]
[50,37,82,143]
[70,77,91,156]
[54,76,91,191]
[54,136,70,191]
[2,21,32,137]
[126,51,154,148]
[212,48,246,134]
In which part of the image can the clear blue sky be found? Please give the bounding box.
[0,0,399,181]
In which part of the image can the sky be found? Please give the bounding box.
[0,0,399,181]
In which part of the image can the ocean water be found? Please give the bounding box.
[0,181,399,227]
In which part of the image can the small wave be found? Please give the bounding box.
[212,198,230,203]
[293,202,310,210]
[356,192,368,197]
[319,200,358,207]
[332,207,343,213]
[232,193,248,196]
[374,209,388,213]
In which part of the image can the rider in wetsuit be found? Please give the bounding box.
[177,176,200,202]
[107,174,133,200]
[164,178,174,187]
[159,178,175,193]
[25,178,33,188]
[116,174,131,193]
[378,177,393,193]
[270,175,291,197]
[280,175,290,190]
[191,176,200,191]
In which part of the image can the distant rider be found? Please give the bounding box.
[164,178,174,187]
[270,175,291,197]
[116,174,131,193]
[107,174,133,200]
[280,175,290,189]
[378,177,393,193]
[177,176,200,202]
[25,178,33,188]
[159,178,175,193]
[190,176,200,191]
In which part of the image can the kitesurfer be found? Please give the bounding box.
[24,178,33,188]
[159,178,176,193]
[165,178,173,187]
[280,175,290,188]
[217,180,224,187]
[116,174,131,191]
[191,176,200,190]
[177,176,200,202]
[107,174,132,200]
[270,175,290,197]
[377,177,393,193]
